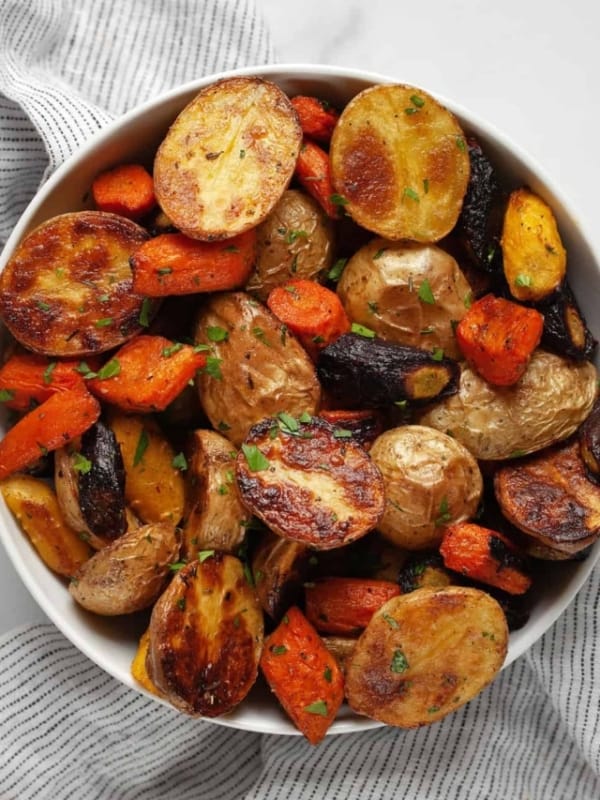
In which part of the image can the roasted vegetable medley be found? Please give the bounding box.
[0,76,599,744]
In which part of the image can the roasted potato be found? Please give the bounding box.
[419,350,598,460]
[580,399,600,479]
[131,629,161,696]
[251,530,309,619]
[69,521,180,615]
[146,554,264,716]
[246,189,334,300]
[236,415,385,550]
[321,635,357,675]
[1,473,92,577]
[154,77,302,240]
[501,187,567,302]
[330,84,470,242]
[0,211,153,357]
[494,438,600,557]
[344,586,508,727]
[370,425,482,550]
[194,292,321,446]
[337,239,472,359]
[108,412,185,525]
[180,429,247,559]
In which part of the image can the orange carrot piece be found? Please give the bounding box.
[440,522,532,595]
[87,335,206,413]
[260,606,344,744]
[0,353,86,412]
[305,577,401,635]
[267,279,350,359]
[291,96,339,143]
[456,294,544,386]
[130,229,257,296]
[0,386,101,480]
[295,139,339,218]
[92,163,156,220]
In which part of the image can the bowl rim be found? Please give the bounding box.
[1,62,599,737]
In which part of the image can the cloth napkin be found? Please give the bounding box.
[1,2,600,798]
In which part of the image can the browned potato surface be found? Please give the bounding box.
[195,292,321,446]
[154,77,302,240]
[180,429,247,559]
[370,426,482,550]
[146,554,264,716]
[345,587,508,726]
[1,474,92,577]
[337,239,472,359]
[330,84,470,242]
[251,530,309,618]
[419,350,598,460]
[69,521,180,615]
[246,189,334,300]
[502,188,567,302]
[131,630,161,696]
[321,635,358,675]
[0,211,152,356]
[494,439,600,556]
[236,415,385,550]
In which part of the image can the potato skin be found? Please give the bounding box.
[195,292,321,446]
[154,77,302,240]
[370,425,482,550]
[69,522,180,615]
[146,554,264,716]
[345,587,508,727]
[337,239,472,359]
[246,190,334,300]
[330,84,470,242]
[0,212,151,356]
[419,350,598,460]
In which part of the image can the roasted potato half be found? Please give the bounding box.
[337,239,472,359]
[330,84,470,242]
[180,429,247,559]
[370,425,482,550]
[154,77,302,240]
[246,189,334,300]
[419,350,598,460]
[0,211,152,356]
[251,529,309,619]
[69,521,180,615]
[195,292,321,446]
[1,473,92,577]
[146,554,264,716]
[345,586,508,727]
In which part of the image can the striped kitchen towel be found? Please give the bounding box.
[1,1,600,799]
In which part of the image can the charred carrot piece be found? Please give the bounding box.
[87,335,206,413]
[130,229,257,296]
[92,163,156,220]
[0,385,100,480]
[295,139,339,218]
[260,606,344,744]
[440,522,531,595]
[305,577,401,635]
[318,409,383,450]
[456,294,544,386]
[291,96,339,143]
[267,279,350,359]
[0,353,87,412]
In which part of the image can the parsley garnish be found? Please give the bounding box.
[330,193,349,206]
[403,187,420,202]
[162,342,184,357]
[351,322,376,338]
[133,428,149,467]
[94,317,112,328]
[390,649,409,673]
[138,297,152,327]
[198,550,215,563]
[241,444,270,472]
[271,645,287,655]
[43,362,57,385]
[418,279,435,305]
[0,389,14,403]
[515,274,533,287]
[431,347,444,361]
[97,359,120,380]
[435,496,452,526]
[304,700,328,717]
[207,326,229,342]
[172,452,188,471]
[327,258,347,282]
[72,452,92,474]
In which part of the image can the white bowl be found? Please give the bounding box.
[1,64,599,737]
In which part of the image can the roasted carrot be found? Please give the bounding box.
[87,335,206,413]
[0,352,86,411]
[92,163,156,220]
[267,279,350,359]
[130,229,257,296]
[260,606,344,744]
[305,577,401,635]
[0,385,100,480]
[318,409,383,450]
[291,96,339,143]
[456,294,544,386]
[440,522,532,595]
[295,139,339,218]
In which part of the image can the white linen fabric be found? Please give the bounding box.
[0,2,599,798]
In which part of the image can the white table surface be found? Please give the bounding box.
[1,0,599,634]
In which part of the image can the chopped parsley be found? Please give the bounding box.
[241,443,270,472]
[198,550,215,562]
[403,186,420,202]
[172,452,188,471]
[43,362,57,385]
[351,322,376,338]
[390,649,410,674]
[72,452,92,474]
[418,279,435,305]
[327,258,347,282]
[207,326,229,342]
[138,297,153,327]
[515,274,533,287]
[133,428,149,467]
[304,700,328,717]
